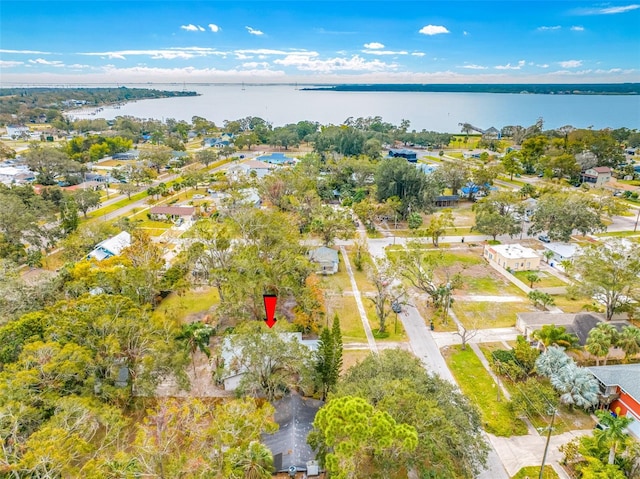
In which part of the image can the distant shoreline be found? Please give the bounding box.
[302,83,640,95]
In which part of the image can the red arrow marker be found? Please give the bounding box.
[263,294,277,328]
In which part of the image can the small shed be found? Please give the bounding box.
[308,246,339,275]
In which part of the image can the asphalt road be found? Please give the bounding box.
[399,303,510,479]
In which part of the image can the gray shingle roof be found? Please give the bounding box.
[587,364,640,401]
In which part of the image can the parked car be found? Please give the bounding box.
[193,194,205,199]
[538,234,551,243]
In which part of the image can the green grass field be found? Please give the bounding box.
[444,345,528,436]
[511,466,559,479]
[452,300,533,329]
[513,270,567,288]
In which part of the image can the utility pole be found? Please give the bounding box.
[634,206,639,232]
[539,409,557,479]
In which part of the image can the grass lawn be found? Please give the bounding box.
[363,301,407,341]
[154,287,220,322]
[453,301,533,329]
[327,295,367,343]
[460,274,524,296]
[86,190,148,219]
[594,230,640,239]
[513,270,567,288]
[444,345,528,436]
[551,294,598,314]
[511,466,559,479]
[341,349,372,374]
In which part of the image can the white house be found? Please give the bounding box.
[87,231,131,261]
[542,242,579,266]
[308,246,339,275]
[581,167,612,187]
[228,160,275,180]
[0,166,36,186]
[483,243,541,271]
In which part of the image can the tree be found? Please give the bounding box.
[221,325,312,401]
[325,349,488,478]
[407,211,423,230]
[543,249,554,264]
[314,315,343,400]
[586,323,618,366]
[117,182,140,200]
[376,157,442,213]
[529,192,605,241]
[433,161,469,196]
[425,208,454,246]
[501,150,524,180]
[72,188,101,218]
[570,239,640,320]
[367,258,404,334]
[528,290,556,310]
[594,410,634,465]
[139,145,173,173]
[196,149,218,166]
[550,363,599,410]
[309,395,418,479]
[473,209,521,240]
[309,205,355,245]
[24,144,83,185]
[229,440,274,479]
[526,272,541,288]
[177,321,215,378]
[510,378,558,419]
[616,325,640,359]
[535,345,573,378]
[532,325,579,351]
[454,320,479,350]
[60,196,79,234]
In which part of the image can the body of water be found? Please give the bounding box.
[68,83,640,132]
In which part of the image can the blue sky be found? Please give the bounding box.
[1,1,639,84]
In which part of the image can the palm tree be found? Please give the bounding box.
[230,440,274,479]
[595,410,633,465]
[177,321,215,377]
[535,345,573,377]
[542,250,555,264]
[586,328,611,366]
[550,364,599,410]
[616,326,640,360]
[532,324,579,351]
[526,272,541,288]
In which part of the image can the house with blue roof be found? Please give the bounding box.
[87,231,131,261]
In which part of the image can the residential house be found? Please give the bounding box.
[149,206,195,222]
[588,364,640,439]
[228,160,275,179]
[388,148,417,162]
[581,167,612,187]
[308,246,339,275]
[417,163,438,175]
[0,166,36,186]
[112,150,140,161]
[87,231,131,261]
[256,152,298,165]
[483,126,501,139]
[483,244,541,271]
[434,195,460,207]
[516,312,628,346]
[262,392,324,475]
[3,125,31,139]
[542,242,579,267]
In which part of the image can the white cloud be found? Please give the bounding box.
[463,31,469,36]
[461,64,488,70]
[0,49,51,54]
[29,58,64,66]
[80,47,229,60]
[0,60,24,67]
[274,54,395,72]
[536,64,550,68]
[242,62,270,69]
[570,26,585,31]
[537,25,561,31]
[411,52,426,57]
[208,24,220,32]
[181,24,204,32]
[495,60,526,70]
[559,60,583,68]
[235,48,291,55]
[598,4,639,14]
[246,26,264,35]
[362,49,408,55]
[364,42,385,49]
[419,25,450,36]
[576,4,639,14]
